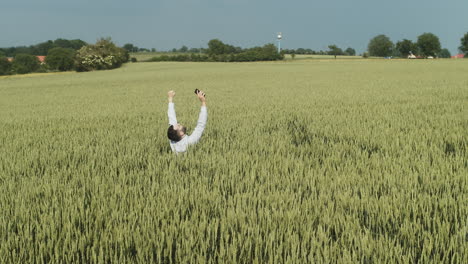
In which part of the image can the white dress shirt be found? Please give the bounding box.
[168,102,207,153]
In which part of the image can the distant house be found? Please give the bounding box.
[451,54,465,59]
[5,56,47,63]
[37,56,46,64]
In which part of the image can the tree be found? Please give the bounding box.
[207,39,227,56]
[46,47,76,71]
[123,43,138,52]
[179,45,188,53]
[0,57,12,75]
[33,40,56,55]
[52,39,86,50]
[12,54,40,74]
[75,38,129,72]
[417,33,441,57]
[396,39,418,57]
[459,32,468,56]
[327,45,343,58]
[69,39,87,50]
[345,47,356,56]
[368,34,394,57]
[53,39,72,49]
[438,48,451,58]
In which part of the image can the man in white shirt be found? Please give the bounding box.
[167,90,207,153]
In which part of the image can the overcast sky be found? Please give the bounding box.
[1,0,467,54]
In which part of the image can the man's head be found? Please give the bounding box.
[167,124,186,142]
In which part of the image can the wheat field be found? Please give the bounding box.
[0,59,467,263]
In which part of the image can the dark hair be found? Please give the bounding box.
[167,125,182,142]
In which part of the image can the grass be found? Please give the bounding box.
[0,59,467,263]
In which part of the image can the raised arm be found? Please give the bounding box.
[167,90,177,125]
[187,90,207,145]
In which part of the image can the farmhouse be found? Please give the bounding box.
[37,56,46,64]
[451,54,465,59]
[5,56,47,64]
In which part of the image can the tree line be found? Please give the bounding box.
[0,38,129,76]
[115,32,468,60]
[368,32,468,58]
[122,43,205,54]
[148,39,283,62]
[0,39,87,57]
[2,33,467,76]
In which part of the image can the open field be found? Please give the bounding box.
[128,52,365,62]
[290,54,364,60]
[0,59,467,263]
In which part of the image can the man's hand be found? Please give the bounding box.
[168,90,175,102]
[196,90,206,106]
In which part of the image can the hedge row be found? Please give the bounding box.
[0,39,129,76]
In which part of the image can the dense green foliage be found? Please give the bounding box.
[282,48,328,55]
[12,53,40,74]
[0,38,129,75]
[417,33,441,57]
[230,44,283,61]
[207,39,242,56]
[344,47,356,56]
[149,40,283,62]
[0,57,12,75]
[0,38,87,57]
[368,35,394,57]
[123,43,140,52]
[46,47,76,71]
[206,39,282,61]
[396,39,419,57]
[438,48,452,58]
[0,60,467,263]
[327,45,344,58]
[148,53,209,62]
[75,38,129,72]
[459,32,468,56]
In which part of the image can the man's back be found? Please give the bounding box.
[166,90,207,153]
[169,104,207,153]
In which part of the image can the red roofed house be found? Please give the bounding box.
[37,56,46,64]
[5,56,46,64]
[451,54,465,59]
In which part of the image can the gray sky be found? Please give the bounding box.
[2,0,467,54]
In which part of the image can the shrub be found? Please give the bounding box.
[46,47,76,71]
[75,38,129,72]
[130,57,137,63]
[147,42,283,63]
[0,57,12,75]
[148,54,210,62]
[12,54,40,74]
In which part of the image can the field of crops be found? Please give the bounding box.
[128,52,363,61]
[0,59,467,263]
